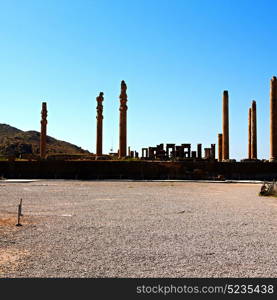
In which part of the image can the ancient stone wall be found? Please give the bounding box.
[1,160,277,180]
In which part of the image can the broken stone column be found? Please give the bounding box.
[40,102,47,159]
[197,144,202,159]
[204,148,211,159]
[210,144,216,159]
[251,100,257,159]
[96,92,104,156]
[248,108,252,159]
[119,81,128,158]
[222,90,229,160]
[218,133,222,162]
[270,76,277,161]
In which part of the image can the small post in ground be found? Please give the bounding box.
[16,199,23,226]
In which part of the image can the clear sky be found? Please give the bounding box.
[0,0,276,159]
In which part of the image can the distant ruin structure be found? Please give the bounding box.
[248,108,252,159]
[96,92,104,156]
[222,90,229,161]
[142,148,148,158]
[197,144,202,159]
[40,102,47,159]
[140,142,216,161]
[119,81,128,158]
[251,100,257,159]
[218,133,222,162]
[18,76,277,168]
[211,144,216,160]
[166,144,175,158]
[204,148,211,159]
[270,76,277,161]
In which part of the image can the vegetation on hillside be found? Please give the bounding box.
[0,123,91,157]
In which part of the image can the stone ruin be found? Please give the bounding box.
[34,76,277,163]
[259,180,277,196]
[140,143,216,160]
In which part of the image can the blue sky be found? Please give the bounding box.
[0,0,276,159]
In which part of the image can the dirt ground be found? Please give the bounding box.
[0,180,276,277]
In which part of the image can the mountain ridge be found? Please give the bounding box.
[0,123,91,157]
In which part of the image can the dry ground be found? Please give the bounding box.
[0,180,276,277]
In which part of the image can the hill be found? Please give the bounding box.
[0,123,91,157]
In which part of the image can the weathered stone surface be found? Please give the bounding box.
[182,144,191,158]
[40,102,47,159]
[218,134,222,162]
[251,100,257,159]
[222,91,229,160]
[191,151,197,158]
[96,92,104,156]
[166,144,175,158]
[119,81,128,158]
[248,108,252,159]
[204,148,211,159]
[197,144,202,159]
[210,144,216,160]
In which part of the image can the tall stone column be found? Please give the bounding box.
[222,90,229,160]
[218,133,222,162]
[248,107,252,159]
[96,92,104,156]
[251,100,257,159]
[40,102,47,159]
[270,76,277,161]
[119,80,128,158]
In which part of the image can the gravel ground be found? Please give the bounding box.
[0,180,276,278]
